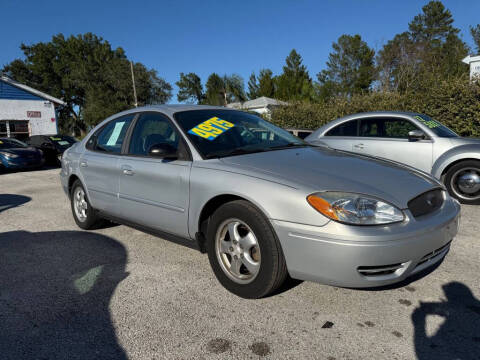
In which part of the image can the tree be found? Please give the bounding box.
[377,1,468,93]
[204,73,246,106]
[257,69,276,98]
[317,34,375,98]
[471,25,480,54]
[275,49,313,101]
[2,33,172,135]
[176,72,204,103]
[247,72,259,99]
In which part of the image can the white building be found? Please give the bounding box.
[0,76,65,140]
[462,55,480,81]
[227,96,288,116]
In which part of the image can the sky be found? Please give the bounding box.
[1,0,479,102]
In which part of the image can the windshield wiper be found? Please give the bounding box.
[266,143,310,150]
[205,147,267,159]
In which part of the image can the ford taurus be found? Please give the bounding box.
[60,106,460,298]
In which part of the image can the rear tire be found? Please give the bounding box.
[444,160,480,205]
[70,179,103,229]
[206,200,288,298]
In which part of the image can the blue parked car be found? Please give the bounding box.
[0,137,45,171]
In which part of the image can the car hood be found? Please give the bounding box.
[0,147,41,156]
[220,146,440,209]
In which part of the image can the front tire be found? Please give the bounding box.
[206,200,288,298]
[70,180,102,229]
[444,160,480,205]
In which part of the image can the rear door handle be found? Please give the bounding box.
[353,143,365,149]
[80,160,88,167]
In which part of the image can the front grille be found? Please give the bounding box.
[408,189,444,218]
[358,263,404,277]
[416,241,451,267]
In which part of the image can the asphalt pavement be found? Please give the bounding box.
[1,168,479,359]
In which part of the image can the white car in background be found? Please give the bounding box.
[306,111,480,204]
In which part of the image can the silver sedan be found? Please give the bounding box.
[60,106,460,298]
[306,111,480,204]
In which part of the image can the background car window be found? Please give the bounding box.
[359,118,418,138]
[325,120,358,136]
[93,114,134,153]
[128,112,179,156]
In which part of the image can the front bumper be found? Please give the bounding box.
[272,198,460,288]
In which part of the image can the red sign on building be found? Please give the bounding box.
[27,111,41,118]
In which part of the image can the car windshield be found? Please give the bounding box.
[174,109,308,158]
[49,135,77,147]
[0,138,28,149]
[414,114,458,138]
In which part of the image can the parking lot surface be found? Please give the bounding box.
[1,168,479,360]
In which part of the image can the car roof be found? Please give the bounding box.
[115,104,236,118]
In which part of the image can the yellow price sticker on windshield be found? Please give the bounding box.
[188,117,235,141]
[50,137,62,141]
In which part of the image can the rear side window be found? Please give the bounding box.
[88,114,135,153]
[359,118,419,138]
[325,120,358,136]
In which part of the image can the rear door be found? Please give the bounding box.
[80,114,135,216]
[118,112,191,238]
[355,117,433,172]
[318,119,359,151]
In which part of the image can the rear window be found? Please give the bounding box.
[0,138,28,149]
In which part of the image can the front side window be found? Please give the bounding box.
[174,109,306,158]
[128,112,179,156]
[326,120,358,136]
[91,114,134,153]
[359,118,419,138]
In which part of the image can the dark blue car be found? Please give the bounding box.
[0,137,45,171]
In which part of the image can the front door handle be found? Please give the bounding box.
[80,160,88,167]
[121,165,134,176]
[353,143,365,149]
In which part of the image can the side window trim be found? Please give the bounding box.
[358,116,431,140]
[123,111,192,161]
[86,113,139,154]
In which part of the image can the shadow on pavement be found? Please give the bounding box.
[0,230,129,360]
[413,281,480,360]
[0,194,31,213]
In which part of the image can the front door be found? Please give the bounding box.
[354,117,433,172]
[118,112,191,238]
[79,114,135,216]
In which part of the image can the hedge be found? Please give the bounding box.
[270,76,480,137]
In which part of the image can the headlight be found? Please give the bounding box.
[0,151,19,159]
[307,192,405,225]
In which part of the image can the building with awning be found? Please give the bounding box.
[0,76,65,140]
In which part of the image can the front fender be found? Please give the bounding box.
[188,165,330,237]
[432,144,480,179]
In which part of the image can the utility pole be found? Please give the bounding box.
[130,61,138,107]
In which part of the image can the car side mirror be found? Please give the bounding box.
[148,143,178,159]
[408,130,426,141]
